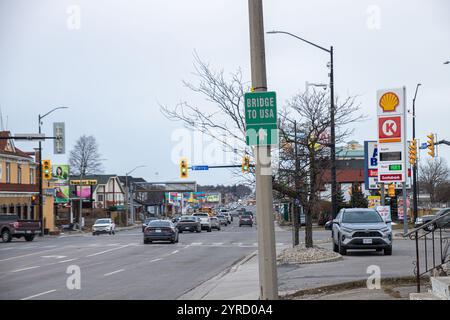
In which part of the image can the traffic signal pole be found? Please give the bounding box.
[248,0,278,300]
[38,115,43,236]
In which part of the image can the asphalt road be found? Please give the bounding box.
[0,207,430,300]
[0,208,294,300]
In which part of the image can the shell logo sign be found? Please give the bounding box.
[379,92,399,112]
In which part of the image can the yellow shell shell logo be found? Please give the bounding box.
[379,92,399,112]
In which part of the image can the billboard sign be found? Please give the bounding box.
[53,164,70,203]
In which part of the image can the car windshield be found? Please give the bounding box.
[180,216,195,221]
[145,218,157,223]
[342,211,383,223]
[148,221,171,228]
[95,219,110,224]
[241,215,252,218]
[193,213,208,217]
[436,209,450,217]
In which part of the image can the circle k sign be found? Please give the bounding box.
[378,116,402,143]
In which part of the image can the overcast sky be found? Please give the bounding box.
[1,0,449,185]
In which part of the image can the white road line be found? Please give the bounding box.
[170,250,179,255]
[57,258,77,264]
[21,289,57,300]
[11,265,41,273]
[236,243,243,246]
[103,269,125,277]
[150,258,162,262]
[41,255,66,259]
[0,247,68,262]
[86,244,131,257]
[212,242,224,246]
[0,247,14,251]
[191,242,202,246]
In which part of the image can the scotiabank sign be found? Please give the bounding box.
[380,174,402,181]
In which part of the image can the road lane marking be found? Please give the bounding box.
[170,250,179,255]
[21,289,57,300]
[191,242,202,246]
[41,255,66,259]
[0,247,70,262]
[86,244,131,257]
[57,258,78,264]
[103,269,125,277]
[212,242,224,246]
[11,266,41,273]
[150,258,162,262]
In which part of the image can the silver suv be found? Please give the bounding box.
[328,208,392,256]
[192,213,212,232]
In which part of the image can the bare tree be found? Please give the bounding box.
[419,157,450,203]
[69,135,104,175]
[161,56,365,248]
[275,90,365,247]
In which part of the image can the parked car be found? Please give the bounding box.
[425,208,450,231]
[330,208,392,256]
[177,215,201,233]
[414,215,436,230]
[220,209,233,222]
[143,220,179,244]
[192,212,212,232]
[216,214,228,226]
[142,217,158,232]
[0,214,41,242]
[92,218,115,235]
[239,214,253,227]
[210,216,221,230]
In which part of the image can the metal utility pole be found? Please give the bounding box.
[412,83,421,222]
[79,168,84,231]
[248,0,278,300]
[37,106,68,235]
[266,31,336,218]
[293,120,300,246]
[329,46,337,219]
[125,165,146,225]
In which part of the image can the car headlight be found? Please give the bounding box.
[380,227,390,233]
[341,227,353,234]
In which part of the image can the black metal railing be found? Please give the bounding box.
[404,210,450,293]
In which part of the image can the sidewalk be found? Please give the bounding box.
[179,250,260,300]
[180,223,286,300]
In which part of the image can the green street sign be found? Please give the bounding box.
[244,91,278,146]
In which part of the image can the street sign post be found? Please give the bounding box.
[244,91,278,146]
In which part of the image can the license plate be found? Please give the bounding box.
[185,227,190,230]
[363,239,372,244]
[155,229,161,233]
[26,230,31,234]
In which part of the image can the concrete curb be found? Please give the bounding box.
[277,254,343,266]
[279,275,421,300]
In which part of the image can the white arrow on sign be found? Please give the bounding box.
[258,128,267,142]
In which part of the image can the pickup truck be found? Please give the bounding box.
[0,214,41,242]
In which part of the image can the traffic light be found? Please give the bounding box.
[409,139,417,165]
[388,183,395,197]
[242,155,250,173]
[427,134,435,158]
[42,160,52,180]
[180,158,188,179]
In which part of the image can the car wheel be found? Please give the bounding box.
[338,236,347,255]
[92,232,96,236]
[143,239,148,244]
[207,227,212,232]
[384,246,392,256]
[24,234,35,242]
[376,248,382,252]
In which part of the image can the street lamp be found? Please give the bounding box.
[267,30,338,218]
[305,81,328,96]
[38,107,68,235]
[125,165,147,225]
[412,83,421,223]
